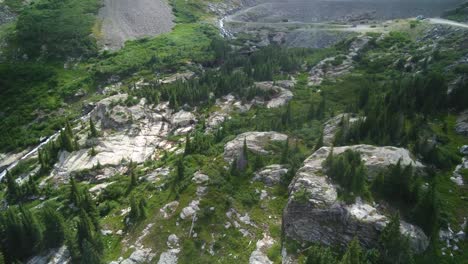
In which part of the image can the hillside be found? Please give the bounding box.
[0,0,467,264]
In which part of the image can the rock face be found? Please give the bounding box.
[283,145,429,253]
[322,113,362,146]
[253,164,288,186]
[224,132,288,163]
[456,110,468,136]
[49,96,202,181]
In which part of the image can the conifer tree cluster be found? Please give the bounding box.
[0,205,66,263]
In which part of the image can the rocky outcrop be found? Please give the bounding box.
[111,248,155,264]
[49,95,204,181]
[322,113,362,146]
[27,246,70,264]
[284,145,428,253]
[249,234,275,264]
[253,164,288,186]
[254,81,294,108]
[206,81,294,131]
[171,110,197,128]
[224,132,288,163]
[456,110,468,136]
[308,37,370,86]
[451,157,467,186]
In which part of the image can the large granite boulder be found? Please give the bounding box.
[283,145,429,253]
[224,132,288,163]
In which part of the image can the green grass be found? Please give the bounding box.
[93,23,219,78]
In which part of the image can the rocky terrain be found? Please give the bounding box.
[284,145,428,252]
[0,0,467,263]
[98,0,175,50]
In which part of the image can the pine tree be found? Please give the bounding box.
[41,205,65,248]
[184,134,191,156]
[128,196,141,222]
[340,237,363,264]
[5,170,20,202]
[89,119,98,138]
[176,157,185,183]
[19,206,43,256]
[130,170,138,188]
[80,239,102,264]
[314,132,324,151]
[378,213,414,264]
[316,96,326,120]
[69,177,80,206]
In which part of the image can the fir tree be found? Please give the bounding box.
[378,213,414,264]
[184,134,191,156]
[89,118,99,138]
[69,177,80,206]
[41,205,65,248]
[314,132,324,151]
[340,237,363,264]
[80,239,102,264]
[5,170,20,202]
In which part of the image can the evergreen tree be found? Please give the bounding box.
[128,195,141,223]
[5,170,20,202]
[60,121,76,152]
[129,166,138,189]
[89,118,98,138]
[316,96,326,120]
[80,239,102,264]
[176,157,185,183]
[253,155,264,171]
[314,132,324,151]
[184,134,191,156]
[340,237,363,264]
[69,177,81,206]
[41,205,65,248]
[19,206,43,257]
[378,214,414,264]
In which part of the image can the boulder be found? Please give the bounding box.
[157,249,180,264]
[224,132,288,163]
[180,200,200,220]
[192,171,210,185]
[167,234,179,249]
[249,234,275,264]
[171,110,196,128]
[455,110,468,136]
[253,165,288,186]
[284,145,429,253]
[120,248,154,264]
[460,145,468,155]
[160,201,179,219]
[451,157,467,186]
